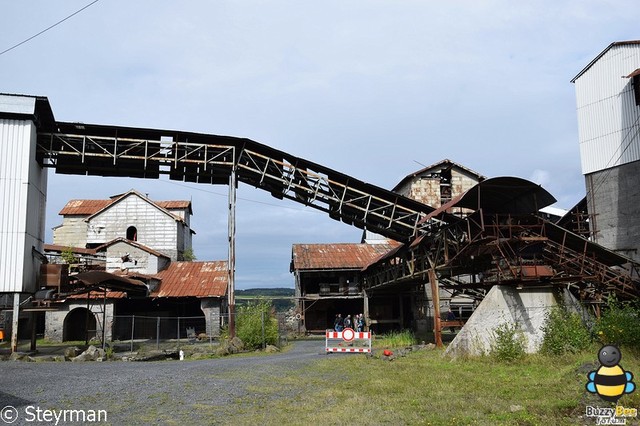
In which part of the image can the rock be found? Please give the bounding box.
[9,352,25,361]
[265,345,279,353]
[189,352,210,360]
[64,347,82,360]
[510,405,524,413]
[230,337,244,352]
[85,345,98,358]
[95,348,106,360]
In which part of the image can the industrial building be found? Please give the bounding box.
[1,40,640,352]
[291,160,484,334]
[572,41,640,263]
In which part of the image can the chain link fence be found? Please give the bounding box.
[110,311,293,350]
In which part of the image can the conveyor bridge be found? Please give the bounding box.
[37,122,439,243]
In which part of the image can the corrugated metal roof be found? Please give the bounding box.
[154,261,227,298]
[43,243,98,255]
[156,200,192,214]
[58,195,191,217]
[291,242,400,270]
[58,199,112,215]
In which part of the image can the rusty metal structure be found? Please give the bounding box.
[3,100,631,347]
[363,177,640,306]
[37,122,437,243]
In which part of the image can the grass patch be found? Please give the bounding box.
[373,330,417,349]
[219,346,640,425]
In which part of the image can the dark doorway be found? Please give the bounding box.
[126,226,137,241]
[63,308,96,341]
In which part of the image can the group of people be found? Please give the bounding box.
[333,313,365,332]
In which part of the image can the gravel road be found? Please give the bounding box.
[0,340,326,425]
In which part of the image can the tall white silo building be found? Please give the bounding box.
[572,41,640,262]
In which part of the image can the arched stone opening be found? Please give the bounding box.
[63,308,96,342]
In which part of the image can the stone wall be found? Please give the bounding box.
[45,301,115,342]
[200,298,222,337]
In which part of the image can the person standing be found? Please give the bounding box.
[334,313,344,332]
[344,314,352,330]
[446,308,457,333]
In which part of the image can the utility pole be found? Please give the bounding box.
[228,164,237,338]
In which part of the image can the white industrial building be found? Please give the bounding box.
[572,40,640,262]
[0,95,52,350]
[52,189,195,261]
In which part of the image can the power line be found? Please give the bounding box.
[0,0,101,57]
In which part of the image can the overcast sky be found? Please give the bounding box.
[2,1,639,289]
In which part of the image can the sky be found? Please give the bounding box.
[1,1,639,289]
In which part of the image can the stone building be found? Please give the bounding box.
[53,189,194,261]
[39,190,227,343]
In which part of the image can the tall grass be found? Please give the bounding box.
[373,329,417,348]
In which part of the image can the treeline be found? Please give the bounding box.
[235,288,295,312]
[236,288,294,297]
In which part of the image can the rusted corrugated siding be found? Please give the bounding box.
[156,201,191,210]
[58,199,113,215]
[154,261,227,298]
[59,199,191,216]
[292,243,399,270]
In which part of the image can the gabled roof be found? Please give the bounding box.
[58,190,192,219]
[94,238,170,259]
[571,40,640,83]
[291,242,400,271]
[391,159,485,193]
[153,261,227,298]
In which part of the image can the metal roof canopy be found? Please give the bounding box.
[454,176,556,214]
[72,270,148,297]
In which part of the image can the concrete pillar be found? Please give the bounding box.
[201,298,221,338]
[444,285,583,358]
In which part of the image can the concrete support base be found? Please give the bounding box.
[200,299,221,338]
[444,285,584,358]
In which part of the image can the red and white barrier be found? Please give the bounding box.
[325,328,372,353]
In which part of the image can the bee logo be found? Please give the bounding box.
[586,345,635,403]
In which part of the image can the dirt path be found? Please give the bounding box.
[0,340,326,425]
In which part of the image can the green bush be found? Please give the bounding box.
[225,300,279,350]
[540,305,592,356]
[593,298,640,349]
[490,322,526,362]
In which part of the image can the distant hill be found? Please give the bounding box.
[236,288,295,297]
[235,288,295,312]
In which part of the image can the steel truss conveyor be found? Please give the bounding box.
[37,122,438,243]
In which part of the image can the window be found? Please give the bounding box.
[126,226,137,241]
